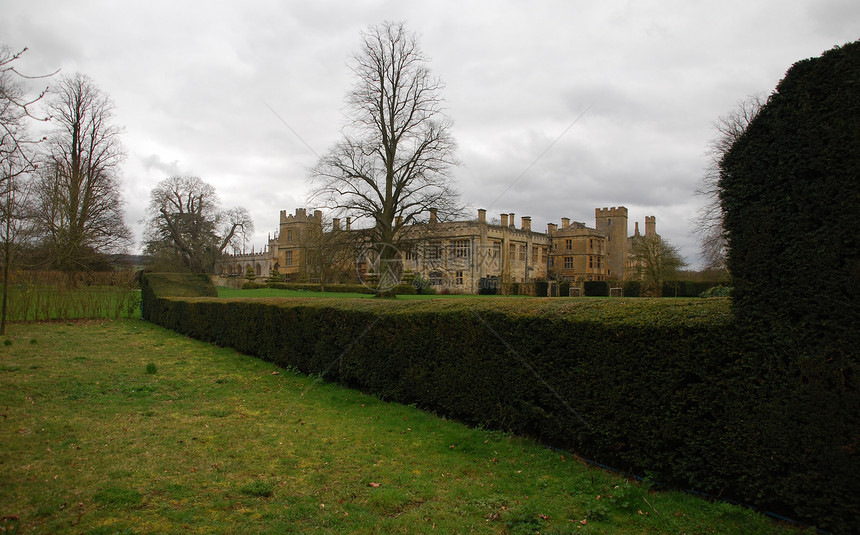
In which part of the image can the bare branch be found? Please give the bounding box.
[144,176,253,273]
[692,94,765,271]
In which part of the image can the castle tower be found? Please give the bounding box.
[645,215,657,237]
[595,206,628,281]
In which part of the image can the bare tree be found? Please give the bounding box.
[309,21,460,296]
[1,46,53,333]
[297,214,355,291]
[143,176,253,273]
[32,72,132,270]
[0,155,36,334]
[1,46,51,180]
[629,234,686,297]
[694,94,765,271]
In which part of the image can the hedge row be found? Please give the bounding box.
[142,274,858,533]
[720,41,860,362]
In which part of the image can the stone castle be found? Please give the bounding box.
[216,206,658,293]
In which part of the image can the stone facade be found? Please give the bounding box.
[215,206,657,293]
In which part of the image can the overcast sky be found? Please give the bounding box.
[3,0,859,268]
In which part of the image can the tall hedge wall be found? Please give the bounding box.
[719,41,860,361]
[141,275,858,532]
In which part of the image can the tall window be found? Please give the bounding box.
[565,239,572,250]
[564,256,574,269]
[287,230,293,242]
[519,245,526,261]
[285,251,293,267]
[455,270,464,285]
[427,242,441,260]
[453,239,470,258]
[492,241,501,258]
[509,243,516,260]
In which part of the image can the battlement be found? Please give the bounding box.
[595,206,628,218]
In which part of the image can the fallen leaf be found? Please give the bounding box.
[580,519,587,525]
[369,482,381,488]
[272,371,279,375]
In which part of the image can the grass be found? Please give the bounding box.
[1,287,141,321]
[0,320,806,534]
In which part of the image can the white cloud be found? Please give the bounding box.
[3,0,858,268]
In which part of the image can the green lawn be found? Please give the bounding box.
[0,320,804,534]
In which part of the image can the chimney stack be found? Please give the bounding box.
[500,213,508,227]
[346,217,352,230]
[548,223,558,233]
[561,217,570,229]
[429,208,438,224]
[521,216,531,231]
[395,216,403,226]
[509,213,515,228]
[634,221,640,236]
[314,210,322,220]
[478,209,486,223]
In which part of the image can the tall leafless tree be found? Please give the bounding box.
[1,46,51,181]
[1,45,53,333]
[143,176,253,273]
[309,21,460,296]
[629,233,687,297]
[694,94,765,271]
[32,72,132,270]
[297,214,356,291]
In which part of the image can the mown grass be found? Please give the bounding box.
[0,320,805,534]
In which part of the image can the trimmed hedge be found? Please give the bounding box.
[141,275,858,533]
[720,41,860,362]
[583,281,608,296]
[140,273,216,323]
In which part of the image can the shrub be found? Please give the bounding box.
[478,276,499,295]
[720,41,860,360]
[140,273,216,322]
[583,281,608,296]
[700,285,732,298]
[558,281,570,297]
[622,280,640,297]
[142,287,858,532]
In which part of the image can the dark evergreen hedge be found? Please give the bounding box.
[583,281,608,296]
[719,41,860,362]
[140,280,858,532]
[140,273,216,323]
